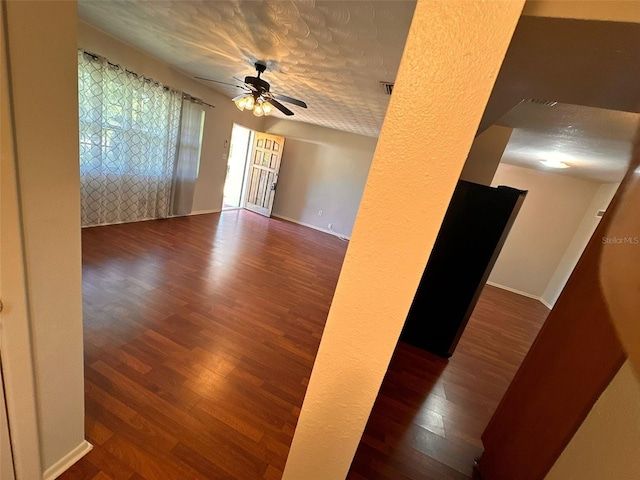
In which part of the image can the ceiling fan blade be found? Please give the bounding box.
[267,98,294,116]
[272,93,307,108]
[232,93,251,102]
[231,76,256,92]
[194,76,247,89]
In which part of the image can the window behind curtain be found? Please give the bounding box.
[78,51,182,227]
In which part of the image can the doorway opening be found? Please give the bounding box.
[223,124,254,210]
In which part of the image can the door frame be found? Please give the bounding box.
[1,1,43,476]
[223,122,254,211]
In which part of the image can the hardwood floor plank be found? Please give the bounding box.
[348,285,548,479]
[101,435,208,480]
[58,211,547,480]
[91,472,114,480]
[56,458,100,480]
[187,402,291,470]
[190,398,267,443]
[263,465,284,480]
[170,442,243,480]
[85,418,114,447]
[83,447,135,480]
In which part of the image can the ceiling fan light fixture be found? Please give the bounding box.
[234,96,254,111]
[234,98,246,111]
[235,96,272,116]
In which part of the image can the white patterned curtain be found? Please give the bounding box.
[78,51,182,227]
[171,100,205,216]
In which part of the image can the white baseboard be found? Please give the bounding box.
[272,214,351,240]
[43,440,93,480]
[190,209,221,216]
[486,281,550,309]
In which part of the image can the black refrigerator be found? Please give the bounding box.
[400,180,527,358]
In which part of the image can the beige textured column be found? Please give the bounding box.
[281,1,525,478]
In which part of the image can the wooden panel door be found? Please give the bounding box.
[244,133,285,217]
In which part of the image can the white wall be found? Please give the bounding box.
[459,125,513,185]
[545,361,640,480]
[78,21,264,214]
[488,163,602,299]
[264,118,378,237]
[542,182,619,306]
[4,1,88,475]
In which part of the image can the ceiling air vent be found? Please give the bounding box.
[525,98,558,107]
[379,81,394,95]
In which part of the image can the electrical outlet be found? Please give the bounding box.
[318,210,323,216]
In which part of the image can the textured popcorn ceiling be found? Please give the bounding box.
[498,102,640,183]
[78,0,417,138]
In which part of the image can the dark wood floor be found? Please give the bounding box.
[59,210,548,480]
[348,284,549,479]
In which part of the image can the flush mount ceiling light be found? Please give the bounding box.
[540,154,571,168]
[197,61,307,117]
[540,159,570,169]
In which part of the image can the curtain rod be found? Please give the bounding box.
[79,49,215,109]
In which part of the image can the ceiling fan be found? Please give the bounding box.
[196,61,307,117]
